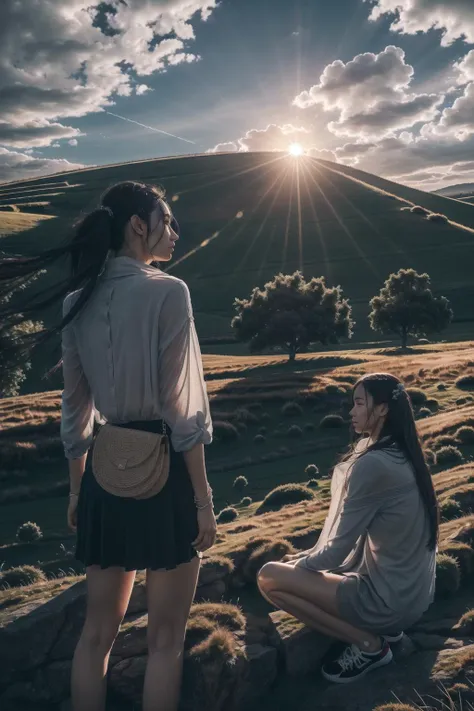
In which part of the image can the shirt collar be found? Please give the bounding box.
[102,255,161,279]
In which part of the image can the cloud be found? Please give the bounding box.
[0,121,82,149]
[456,50,474,84]
[335,131,474,190]
[135,84,152,96]
[208,141,239,153]
[328,93,443,138]
[0,0,217,148]
[208,124,312,153]
[0,147,84,183]
[68,139,78,146]
[293,45,443,139]
[366,0,474,46]
[294,46,413,112]
[307,148,338,162]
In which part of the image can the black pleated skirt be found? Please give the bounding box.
[75,420,201,571]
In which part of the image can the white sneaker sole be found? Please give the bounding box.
[322,646,394,684]
[384,632,404,643]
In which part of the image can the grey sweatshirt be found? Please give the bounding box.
[299,441,436,617]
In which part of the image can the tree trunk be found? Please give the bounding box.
[288,344,297,362]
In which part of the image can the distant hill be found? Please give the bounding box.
[1,151,474,392]
[434,182,474,197]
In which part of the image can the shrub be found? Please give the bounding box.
[455,609,474,635]
[217,507,239,524]
[258,426,267,435]
[440,498,462,521]
[253,434,266,444]
[407,388,427,406]
[281,401,303,417]
[16,521,43,543]
[424,448,437,466]
[456,375,474,391]
[236,422,248,434]
[437,382,447,391]
[0,565,46,589]
[241,497,252,506]
[256,484,315,514]
[426,398,439,411]
[261,412,271,422]
[234,408,260,425]
[213,421,239,442]
[436,445,463,466]
[418,407,431,419]
[433,434,457,448]
[307,479,319,488]
[456,426,474,444]
[242,539,295,583]
[278,446,290,455]
[457,396,474,406]
[410,205,429,216]
[435,554,461,599]
[233,476,248,493]
[427,212,448,223]
[286,425,303,438]
[303,422,315,432]
[325,384,345,395]
[305,464,319,477]
[320,414,345,428]
[441,542,474,581]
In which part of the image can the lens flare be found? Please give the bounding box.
[288,143,304,157]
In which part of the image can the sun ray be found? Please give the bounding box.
[234,163,291,273]
[301,160,381,278]
[309,158,411,261]
[299,164,331,283]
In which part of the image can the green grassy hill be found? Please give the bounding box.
[1,152,474,392]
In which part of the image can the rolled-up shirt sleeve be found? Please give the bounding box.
[158,279,213,452]
[60,294,95,460]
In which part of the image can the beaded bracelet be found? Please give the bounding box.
[194,486,213,506]
[196,499,213,511]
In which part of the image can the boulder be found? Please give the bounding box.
[0,580,85,682]
[268,610,332,676]
[411,633,466,651]
[195,579,227,602]
[112,614,148,658]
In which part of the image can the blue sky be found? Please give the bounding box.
[2,0,474,189]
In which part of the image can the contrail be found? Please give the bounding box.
[104,110,197,145]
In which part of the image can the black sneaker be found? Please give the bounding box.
[384,631,404,643]
[321,640,393,684]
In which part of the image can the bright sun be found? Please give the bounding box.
[288,143,304,157]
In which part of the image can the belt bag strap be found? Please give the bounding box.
[91,423,170,499]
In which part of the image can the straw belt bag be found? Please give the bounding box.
[91,421,170,499]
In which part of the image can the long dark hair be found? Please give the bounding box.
[348,372,439,550]
[0,181,165,356]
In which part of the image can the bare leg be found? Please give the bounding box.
[258,561,381,651]
[71,566,136,711]
[143,556,201,711]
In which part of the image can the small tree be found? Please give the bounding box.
[369,269,452,350]
[231,271,354,362]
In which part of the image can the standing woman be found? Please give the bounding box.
[257,373,438,684]
[0,181,215,711]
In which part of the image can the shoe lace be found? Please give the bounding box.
[338,645,367,672]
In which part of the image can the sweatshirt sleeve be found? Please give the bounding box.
[60,293,95,460]
[297,453,387,572]
[157,279,213,452]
